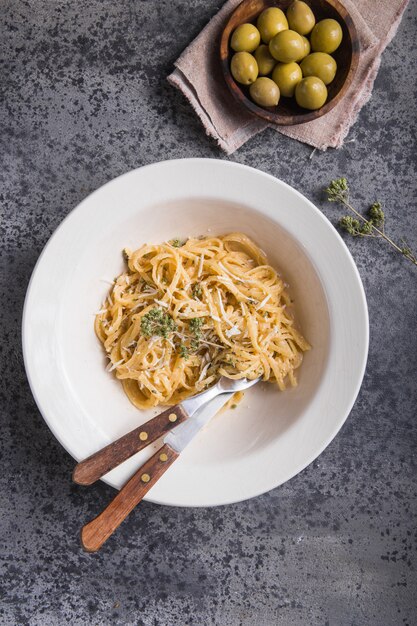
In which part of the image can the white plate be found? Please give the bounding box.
[22,159,368,507]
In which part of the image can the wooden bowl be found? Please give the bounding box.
[220,0,359,125]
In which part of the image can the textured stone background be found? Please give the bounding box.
[1,1,416,625]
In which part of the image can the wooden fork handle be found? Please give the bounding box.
[81,443,179,552]
[72,405,187,486]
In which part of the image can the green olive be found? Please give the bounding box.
[249,77,280,107]
[300,52,337,85]
[269,30,305,63]
[230,52,259,85]
[257,7,288,44]
[295,76,328,109]
[254,45,276,75]
[231,23,261,53]
[301,35,311,58]
[310,19,343,53]
[272,62,302,97]
[286,0,316,35]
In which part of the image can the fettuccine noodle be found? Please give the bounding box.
[95,233,310,409]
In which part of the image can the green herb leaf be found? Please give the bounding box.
[325,178,349,203]
[339,216,361,236]
[368,201,385,227]
[179,344,189,360]
[359,220,374,235]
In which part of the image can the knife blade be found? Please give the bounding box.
[164,391,233,453]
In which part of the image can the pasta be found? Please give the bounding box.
[95,233,310,409]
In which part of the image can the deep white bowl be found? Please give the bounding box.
[22,159,368,507]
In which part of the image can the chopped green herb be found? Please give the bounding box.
[140,308,176,339]
[231,404,237,409]
[189,317,204,337]
[179,344,189,360]
[192,283,203,299]
[189,318,204,349]
[190,339,200,351]
[170,239,185,248]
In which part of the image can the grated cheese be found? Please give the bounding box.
[165,337,175,349]
[107,358,124,372]
[199,336,223,349]
[225,325,241,338]
[198,253,205,278]
[198,362,211,383]
[218,262,257,285]
[216,288,233,327]
[256,294,271,310]
[154,299,169,308]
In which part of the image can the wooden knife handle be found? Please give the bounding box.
[72,405,187,486]
[80,443,179,552]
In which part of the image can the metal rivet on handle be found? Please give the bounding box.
[159,453,168,462]
[141,473,150,483]
[139,431,148,441]
[168,413,177,423]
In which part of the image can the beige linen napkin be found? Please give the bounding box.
[168,0,409,154]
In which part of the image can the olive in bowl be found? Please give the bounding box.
[295,76,328,109]
[272,62,302,97]
[257,7,288,43]
[310,18,343,53]
[269,29,306,63]
[231,23,261,52]
[230,52,259,85]
[250,77,280,106]
[300,52,337,85]
[255,45,277,75]
[286,0,316,35]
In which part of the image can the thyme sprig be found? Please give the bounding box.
[326,178,417,267]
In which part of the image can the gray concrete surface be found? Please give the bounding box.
[1,1,416,625]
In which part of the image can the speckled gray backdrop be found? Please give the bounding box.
[1,1,416,625]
